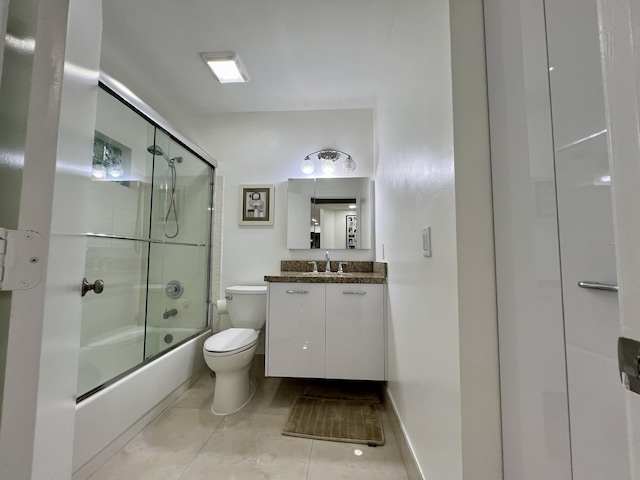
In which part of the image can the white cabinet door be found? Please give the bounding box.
[325,284,385,380]
[266,283,326,378]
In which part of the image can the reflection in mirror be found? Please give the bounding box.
[287,177,372,250]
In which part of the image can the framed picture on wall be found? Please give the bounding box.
[346,214,357,249]
[239,184,275,225]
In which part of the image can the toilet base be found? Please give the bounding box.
[211,371,257,415]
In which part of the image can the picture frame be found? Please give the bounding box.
[239,184,275,226]
[346,214,357,249]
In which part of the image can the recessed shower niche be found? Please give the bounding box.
[77,83,215,400]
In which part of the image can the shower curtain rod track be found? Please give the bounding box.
[86,232,206,247]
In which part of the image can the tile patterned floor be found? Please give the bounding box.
[89,356,409,480]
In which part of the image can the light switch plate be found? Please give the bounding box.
[422,226,431,257]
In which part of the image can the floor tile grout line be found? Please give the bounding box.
[175,413,222,480]
[305,439,315,480]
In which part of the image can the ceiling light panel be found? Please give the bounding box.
[201,51,249,84]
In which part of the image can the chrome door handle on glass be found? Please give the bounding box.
[82,277,104,297]
[577,281,619,293]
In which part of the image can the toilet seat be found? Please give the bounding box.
[226,285,267,295]
[204,328,259,357]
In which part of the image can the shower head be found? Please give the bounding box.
[147,144,167,158]
[147,145,182,165]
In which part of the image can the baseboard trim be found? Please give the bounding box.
[383,385,424,480]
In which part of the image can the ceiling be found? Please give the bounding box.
[100,0,400,116]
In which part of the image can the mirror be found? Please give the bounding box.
[287,177,373,250]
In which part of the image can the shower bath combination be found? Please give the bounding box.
[147,144,182,238]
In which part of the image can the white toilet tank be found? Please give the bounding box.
[225,285,267,329]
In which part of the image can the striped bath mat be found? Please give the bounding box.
[282,396,384,446]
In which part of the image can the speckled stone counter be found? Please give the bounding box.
[264,261,387,284]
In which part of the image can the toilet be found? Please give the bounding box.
[203,285,267,415]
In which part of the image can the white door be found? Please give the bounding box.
[266,283,326,378]
[545,0,631,477]
[325,283,385,380]
[0,1,101,478]
[597,0,640,477]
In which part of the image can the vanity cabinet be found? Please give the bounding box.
[266,282,385,381]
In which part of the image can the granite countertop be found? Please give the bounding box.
[264,261,387,284]
[264,271,386,284]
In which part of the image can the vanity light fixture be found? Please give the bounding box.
[201,51,249,83]
[301,149,356,175]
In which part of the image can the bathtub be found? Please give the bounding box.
[77,326,145,397]
[73,328,209,479]
[146,326,204,352]
[77,325,204,398]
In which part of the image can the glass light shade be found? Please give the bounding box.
[343,155,356,173]
[301,156,315,174]
[321,158,336,174]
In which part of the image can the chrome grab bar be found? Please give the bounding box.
[578,281,619,293]
[343,291,366,295]
[286,290,309,294]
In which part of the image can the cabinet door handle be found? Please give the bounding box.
[578,281,618,293]
[286,290,309,294]
[343,291,366,295]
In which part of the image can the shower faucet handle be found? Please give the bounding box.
[81,277,104,297]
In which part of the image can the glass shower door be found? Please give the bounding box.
[145,131,212,359]
[77,85,213,400]
[77,88,155,398]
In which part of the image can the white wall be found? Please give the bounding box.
[182,109,375,297]
[375,0,500,478]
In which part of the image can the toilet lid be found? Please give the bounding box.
[204,328,258,353]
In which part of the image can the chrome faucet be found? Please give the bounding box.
[163,308,177,319]
[325,250,331,272]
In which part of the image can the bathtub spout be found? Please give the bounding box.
[163,308,178,319]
